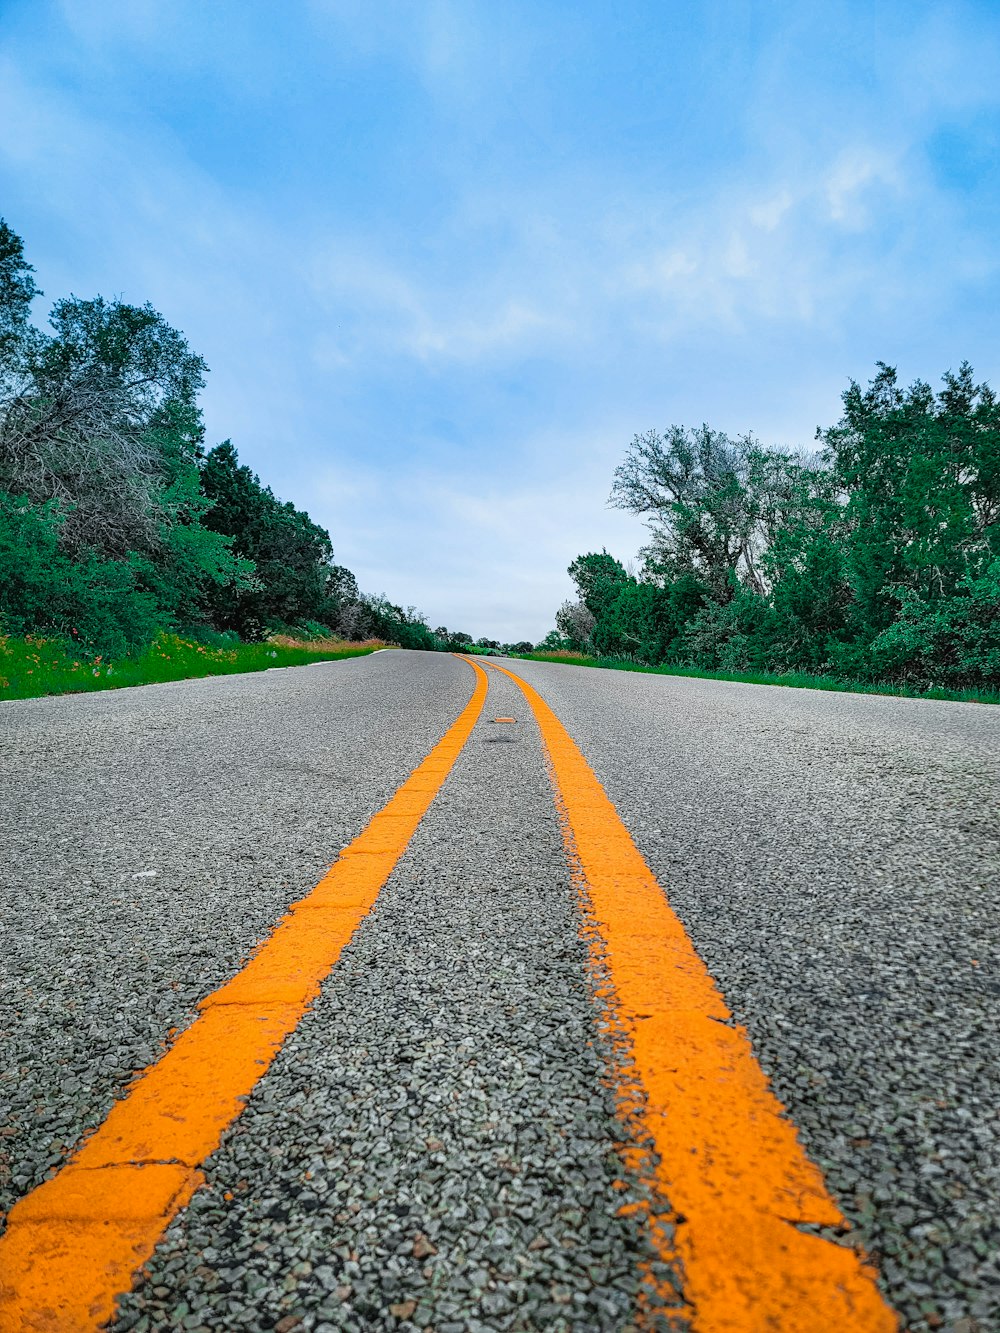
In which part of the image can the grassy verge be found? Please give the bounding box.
[0,632,388,702]
[514,650,1000,706]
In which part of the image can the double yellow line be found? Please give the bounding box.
[0,657,898,1331]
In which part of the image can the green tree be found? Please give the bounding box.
[199,441,345,637]
[0,218,40,368]
[0,218,435,660]
[0,492,161,656]
[358,595,436,649]
[821,362,1000,639]
[0,230,248,650]
[866,560,1000,688]
[1,295,208,558]
[594,574,709,663]
[567,550,632,620]
[611,426,776,598]
[755,461,852,672]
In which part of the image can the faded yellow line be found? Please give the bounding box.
[481,659,898,1333]
[0,658,489,1333]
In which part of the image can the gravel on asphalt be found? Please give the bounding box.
[107,664,678,1332]
[7,649,998,1332]
[503,659,1000,1333]
[0,652,470,1224]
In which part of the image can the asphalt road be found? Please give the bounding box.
[1,651,998,1332]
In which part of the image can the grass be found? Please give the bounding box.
[0,632,388,702]
[515,650,1000,706]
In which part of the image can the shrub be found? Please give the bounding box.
[0,491,162,657]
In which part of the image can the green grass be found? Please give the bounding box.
[0,632,385,702]
[515,650,1000,706]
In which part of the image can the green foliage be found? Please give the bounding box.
[567,551,631,619]
[432,626,476,651]
[679,587,770,672]
[199,441,342,637]
[864,562,1000,688]
[350,594,437,650]
[517,648,1000,706]
[0,490,162,657]
[0,218,437,673]
[552,364,1000,694]
[595,574,710,663]
[821,362,1000,634]
[2,294,210,559]
[0,631,380,701]
[0,217,39,364]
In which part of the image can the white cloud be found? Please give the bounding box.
[309,446,649,641]
[824,147,903,227]
[306,232,577,367]
[749,189,793,231]
[614,144,915,336]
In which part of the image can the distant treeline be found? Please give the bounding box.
[547,366,1000,691]
[0,218,465,658]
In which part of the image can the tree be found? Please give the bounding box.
[543,364,1000,690]
[0,217,430,659]
[0,491,162,656]
[821,362,1000,639]
[567,550,632,620]
[866,560,1000,688]
[592,574,708,663]
[0,218,39,367]
[555,599,595,651]
[0,293,209,558]
[0,232,247,649]
[611,425,778,598]
[357,595,436,649]
[432,627,475,652]
[199,441,344,637]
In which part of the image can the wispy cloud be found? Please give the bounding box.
[620,145,912,332]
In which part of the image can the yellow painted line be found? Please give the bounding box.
[480,659,898,1333]
[0,658,489,1333]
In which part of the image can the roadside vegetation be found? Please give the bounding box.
[517,649,1000,706]
[0,218,438,700]
[539,364,1000,699]
[0,632,386,702]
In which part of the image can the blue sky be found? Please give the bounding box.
[3,0,1000,640]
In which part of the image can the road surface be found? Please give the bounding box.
[1,651,997,1332]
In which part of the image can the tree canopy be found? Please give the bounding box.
[551,365,1000,691]
[0,218,439,657]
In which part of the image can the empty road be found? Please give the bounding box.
[1,651,998,1332]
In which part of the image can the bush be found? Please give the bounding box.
[866,565,1000,688]
[0,491,163,657]
[0,631,383,700]
[680,590,770,672]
